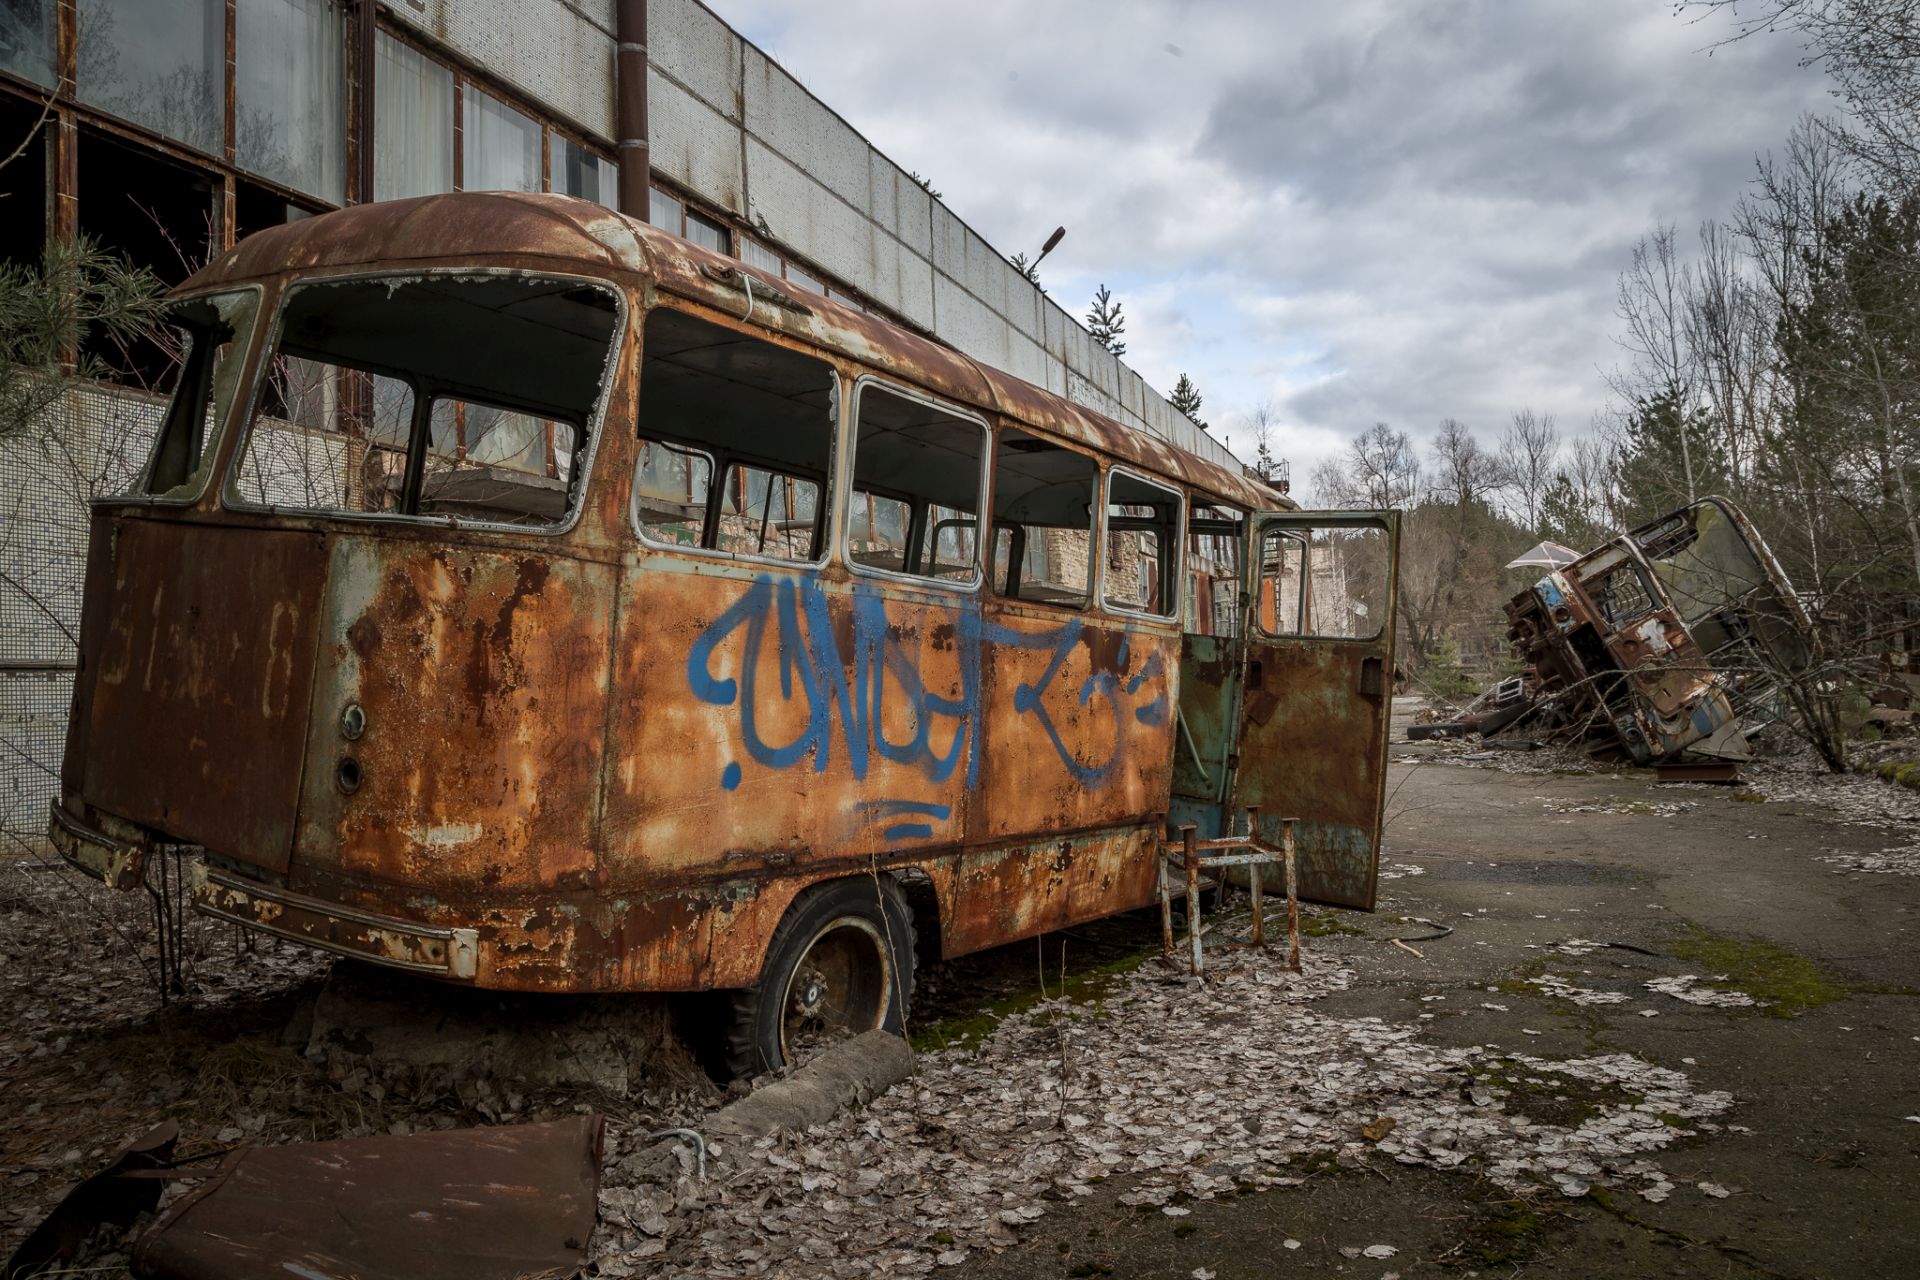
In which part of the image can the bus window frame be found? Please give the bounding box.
[1100,463,1186,623]
[1255,515,1392,643]
[841,375,992,594]
[97,284,266,513]
[627,323,842,571]
[221,267,628,540]
[987,425,1101,614]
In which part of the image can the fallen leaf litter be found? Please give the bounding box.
[592,946,1733,1277]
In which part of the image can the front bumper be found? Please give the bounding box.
[49,804,147,891]
[194,863,479,980]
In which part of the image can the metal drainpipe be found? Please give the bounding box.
[615,0,651,219]
[354,0,376,204]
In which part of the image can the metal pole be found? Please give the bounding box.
[1182,824,1202,976]
[615,0,652,218]
[1281,817,1301,973]
[1246,805,1264,947]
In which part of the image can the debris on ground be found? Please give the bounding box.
[590,946,1733,1277]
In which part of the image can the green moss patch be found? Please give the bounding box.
[1667,929,1851,1018]
[909,949,1152,1053]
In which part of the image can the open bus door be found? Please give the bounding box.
[1230,511,1400,910]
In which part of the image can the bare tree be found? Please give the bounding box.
[1685,1,1920,190]
[1686,219,1775,496]
[1611,225,1701,502]
[1240,399,1280,483]
[1312,421,1421,510]
[1498,408,1560,532]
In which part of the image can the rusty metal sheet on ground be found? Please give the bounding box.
[133,1115,603,1280]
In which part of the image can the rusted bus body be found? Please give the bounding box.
[51,193,1398,1016]
[1504,498,1815,764]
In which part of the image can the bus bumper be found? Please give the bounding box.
[49,803,147,892]
[194,863,480,980]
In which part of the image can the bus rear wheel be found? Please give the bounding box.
[725,876,916,1079]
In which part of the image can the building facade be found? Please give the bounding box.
[0,0,1244,852]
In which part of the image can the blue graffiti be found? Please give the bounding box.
[685,571,1169,835]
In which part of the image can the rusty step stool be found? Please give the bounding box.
[1158,807,1302,977]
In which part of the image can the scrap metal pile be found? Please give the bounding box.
[1419,499,1822,768]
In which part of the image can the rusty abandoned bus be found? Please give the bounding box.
[49,193,1399,1073]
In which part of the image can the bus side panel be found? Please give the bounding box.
[603,558,976,885]
[973,611,1178,843]
[601,561,1180,974]
[293,538,612,911]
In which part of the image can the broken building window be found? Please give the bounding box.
[462,83,539,192]
[990,427,1095,609]
[0,94,47,269]
[232,273,618,527]
[847,382,985,584]
[76,0,224,156]
[374,31,454,201]
[634,308,836,563]
[1259,523,1389,640]
[1104,469,1182,618]
[139,290,260,499]
[235,0,346,203]
[76,129,217,387]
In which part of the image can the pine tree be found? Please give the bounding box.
[1087,284,1126,356]
[1613,384,1726,525]
[1170,373,1206,430]
[0,236,168,438]
[1009,253,1044,292]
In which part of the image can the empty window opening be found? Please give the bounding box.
[1258,523,1389,640]
[847,382,986,584]
[233,273,618,527]
[1589,564,1657,627]
[990,427,1095,609]
[0,94,48,270]
[76,129,217,388]
[234,178,315,244]
[141,290,259,498]
[633,308,836,563]
[1185,501,1245,636]
[1104,469,1181,617]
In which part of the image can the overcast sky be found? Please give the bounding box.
[720,1,1834,500]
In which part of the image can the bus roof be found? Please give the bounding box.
[184,191,1286,512]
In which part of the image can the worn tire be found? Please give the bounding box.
[723,875,917,1080]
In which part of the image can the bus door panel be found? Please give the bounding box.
[1168,630,1237,839]
[1230,511,1399,910]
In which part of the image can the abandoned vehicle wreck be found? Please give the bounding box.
[48,191,1400,1074]
[1503,498,1819,765]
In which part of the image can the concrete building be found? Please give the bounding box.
[0,0,1247,851]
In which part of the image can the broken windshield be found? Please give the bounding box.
[229,273,620,528]
[135,290,260,501]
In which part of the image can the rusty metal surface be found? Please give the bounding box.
[4,1122,178,1280]
[1503,497,1814,764]
[1158,809,1302,976]
[59,192,1376,1000]
[177,192,1280,515]
[195,862,479,978]
[1231,514,1400,911]
[603,556,1180,971]
[133,1116,603,1280]
[80,518,327,869]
